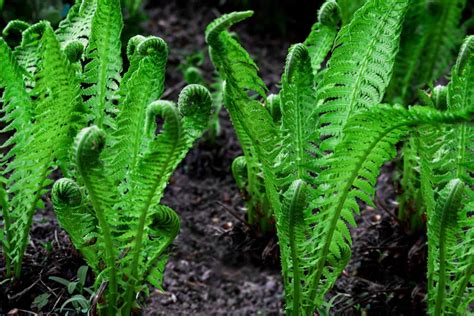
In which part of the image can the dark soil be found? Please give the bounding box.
[1,1,428,315]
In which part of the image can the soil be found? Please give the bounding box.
[1,1,428,315]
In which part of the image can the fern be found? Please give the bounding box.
[82,0,123,128]
[427,179,473,315]
[206,10,279,231]
[206,3,474,312]
[1,21,85,277]
[314,0,409,153]
[303,0,341,80]
[387,0,467,104]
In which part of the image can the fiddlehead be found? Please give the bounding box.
[106,36,168,183]
[318,0,341,27]
[73,126,117,313]
[64,40,85,63]
[52,178,100,271]
[303,0,340,79]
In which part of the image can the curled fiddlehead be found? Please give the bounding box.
[73,126,117,313]
[52,178,99,271]
[303,0,341,79]
[232,156,248,192]
[64,40,85,63]
[266,94,282,123]
[2,20,30,37]
[318,0,341,27]
[178,83,213,138]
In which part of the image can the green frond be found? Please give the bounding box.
[314,0,409,153]
[275,179,309,315]
[387,0,466,103]
[2,20,29,38]
[303,104,472,312]
[206,11,277,229]
[0,38,32,138]
[56,0,97,48]
[445,35,474,185]
[265,94,282,123]
[106,36,168,183]
[232,156,248,192]
[427,179,465,315]
[83,0,123,128]
[64,40,85,63]
[4,23,85,277]
[418,0,466,86]
[143,205,180,290]
[279,43,317,186]
[51,178,100,272]
[73,126,118,311]
[121,85,211,314]
[303,0,340,78]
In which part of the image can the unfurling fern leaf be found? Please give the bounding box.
[1,21,85,277]
[427,179,473,315]
[314,0,409,153]
[303,0,341,80]
[206,10,279,232]
[52,83,211,314]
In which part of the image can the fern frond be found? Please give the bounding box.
[303,0,340,78]
[51,178,100,271]
[56,0,97,48]
[4,23,84,277]
[279,44,317,186]
[303,104,472,311]
[143,204,180,290]
[446,35,474,185]
[275,179,309,315]
[206,11,279,229]
[106,37,168,183]
[82,0,123,128]
[387,0,466,103]
[73,126,118,312]
[120,85,211,314]
[314,0,409,153]
[427,179,466,315]
[418,0,466,87]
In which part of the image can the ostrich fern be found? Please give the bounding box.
[1,3,212,315]
[206,0,474,314]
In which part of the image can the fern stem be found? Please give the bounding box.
[86,184,117,315]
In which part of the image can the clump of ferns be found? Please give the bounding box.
[384,0,469,231]
[206,0,474,314]
[205,0,342,234]
[1,0,211,312]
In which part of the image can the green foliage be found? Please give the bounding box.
[1,1,211,314]
[386,0,468,229]
[53,84,211,314]
[427,180,473,315]
[206,0,473,314]
[0,18,86,277]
